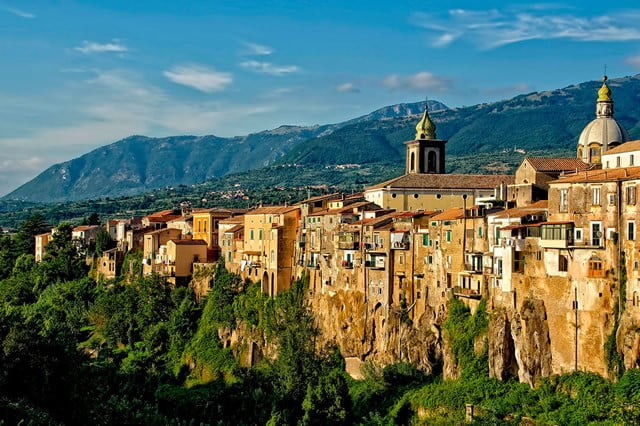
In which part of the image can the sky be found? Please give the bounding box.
[2,0,640,196]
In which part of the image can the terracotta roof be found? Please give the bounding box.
[297,192,341,204]
[169,239,207,245]
[191,208,244,216]
[491,201,548,219]
[247,206,300,215]
[602,140,640,155]
[525,157,589,172]
[73,225,100,232]
[147,209,175,217]
[146,215,182,223]
[552,166,640,184]
[366,173,513,191]
[224,224,244,234]
[145,228,182,236]
[431,208,465,221]
[219,216,245,224]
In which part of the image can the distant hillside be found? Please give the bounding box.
[282,75,640,166]
[6,74,640,204]
[2,100,445,203]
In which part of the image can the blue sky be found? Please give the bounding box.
[2,1,640,195]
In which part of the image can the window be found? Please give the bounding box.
[250,229,254,240]
[559,189,568,212]
[446,230,452,242]
[631,155,635,166]
[592,186,601,205]
[559,255,568,272]
[574,228,583,242]
[588,255,604,278]
[628,221,635,241]
[391,193,397,199]
[427,255,433,264]
[617,156,621,168]
[478,226,483,237]
[591,222,602,246]
[422,233,430,246]
[258,229,263,240]
[495,226,501,244]
[608,193,616,206]
[627,185,636,205]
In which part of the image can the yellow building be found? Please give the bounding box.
[142,228,182,275]
[240,206,300,297]
[192,208,245,260]
[165,239,208,285]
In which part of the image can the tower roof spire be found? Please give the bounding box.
[597,73,612,102]
[415,97,436,140]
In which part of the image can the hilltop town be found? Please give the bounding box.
[28,76,640,387]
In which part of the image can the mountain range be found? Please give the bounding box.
[4,74,640,203]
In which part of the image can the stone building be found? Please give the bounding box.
[364,102,513,211]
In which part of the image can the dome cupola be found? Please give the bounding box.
[577,75,629,166]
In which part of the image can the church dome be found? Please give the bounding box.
[577,117,628,152]
[576,75,629,165]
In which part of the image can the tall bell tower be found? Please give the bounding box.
[405,101,447,174]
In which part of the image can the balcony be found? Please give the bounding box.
[464,263,483,273]
[338,241,359,250]
[341,260,354,269]
[453,286,482,299]
[391,241,410,250]
[365,259,385,270]
[539,223,574,249]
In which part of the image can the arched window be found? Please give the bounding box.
[410,152,415,172]
[427,151,437,173]
[577,147,583,159]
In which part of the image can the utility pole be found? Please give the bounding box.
[574,287,578,371]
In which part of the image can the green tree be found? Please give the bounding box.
[13,213,48,257]
[301,366,352,425]
[94,227,114,256]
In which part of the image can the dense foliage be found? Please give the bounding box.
[0,216,639,424]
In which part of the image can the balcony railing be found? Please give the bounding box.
[464,263,483,273]
[391,241,410,250]
[341,260,354,269]
[338,241,359,250]
[453,286,482,299]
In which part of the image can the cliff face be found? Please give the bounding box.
[307,287,443,375]
[618,310,640,370]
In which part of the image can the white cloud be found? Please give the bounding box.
[240,60,300,76]
[5,6,34,18]
[163,65,232,93]
[336,82,360,93]
[382,71,451,92]
[625,55,640,69]
[74,40,128,54]
[243,42,273,56]
[413,7,640,49]
[0,68,275,195]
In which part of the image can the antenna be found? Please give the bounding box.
[603,64,608,80]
